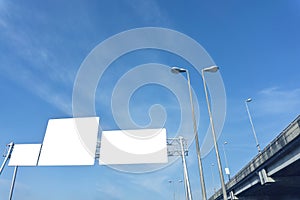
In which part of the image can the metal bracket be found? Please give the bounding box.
[167,138,188,157]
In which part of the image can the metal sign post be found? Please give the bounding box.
[0,142,14,175]
[9,166,18,200]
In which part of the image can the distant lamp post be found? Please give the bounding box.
[171,67,207,200]
[168,179,184,200]
[202,66,228,200]
[168,180,176,200]
[178,180,183,200]
[245,98,261,153]
[222,141,231,181]
[211,163,216,194]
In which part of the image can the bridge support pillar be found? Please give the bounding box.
[229,191,238,199]
[258,169,275,185]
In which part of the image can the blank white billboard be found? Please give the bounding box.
[38,117,99,166]
[8,144,42,166]
[99,128,168,165]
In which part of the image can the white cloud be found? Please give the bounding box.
[1,63,73,115]
[0,1,77,115]
[96,182,124,199]
[126,0,171,25]
[257,87,300,115]
[0,178,10,187]
[94,160,185,199]
[130,174,169,194]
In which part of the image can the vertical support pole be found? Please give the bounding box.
[186,71,207,200]
[222,142,231,181]
[245,100,261,153]
[179,137,193,200]
[211,163,216,194]
[202,69,228,200]
[0,142,14,175]
[9,166,18,200]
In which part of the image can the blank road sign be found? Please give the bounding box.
[38,117,99,166]
[99,128,168,165]
[8,144,42,166]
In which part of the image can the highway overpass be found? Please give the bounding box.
[209,115,300,200]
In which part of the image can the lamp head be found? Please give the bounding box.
[202,65,219,73]
[171,66,187,74]
[246,98,252,102]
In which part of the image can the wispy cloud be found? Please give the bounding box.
[0,1,77,115]
[126,0,172,25]
[256,87,300,115]
[0,178,11,187]
[0,178,33,198]
[95,161,184,199]
[130,174,170,194]
[95,173,170,199]
[96,182,124,200]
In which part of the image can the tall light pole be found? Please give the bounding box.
[222,141,230,181]
[245,98,261,153]
[171,67,207,200]
[210,163,216,194]
[202,66,228,200]
[168,180,176,200]
[168,179,184,200]
[178,180,183,200]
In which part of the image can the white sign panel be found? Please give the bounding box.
[38,117,99,166]
[225,167,230,175]
[8,144,42,166]
[99,128,168,165]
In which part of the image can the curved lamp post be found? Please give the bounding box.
[245,98,261,153]
[223,141,230,181]
[171,67,207,200]
[202,66,228,200]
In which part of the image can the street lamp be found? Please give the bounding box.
[168,180,176,200]
[245,98,261,153]
[202,66,228,200]
[178,180,183,200]
[168,180,184,200]
[222,141,230,181]
[211,163,216,194]
[171,67,207,200]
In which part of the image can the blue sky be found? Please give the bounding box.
[0,0,300,199]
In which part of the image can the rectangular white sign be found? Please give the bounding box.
[99,128,168,165]
[8,144,42,166]
[38,117,99,166]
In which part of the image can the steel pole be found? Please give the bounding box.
[186,70,207,200]
[245,101,261,153]
[169,180,176,200]
[202,70,228,200]
[0,142,14,175]
[211,163,216,194]
[222,142,230,180]
[9,166,18,200]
